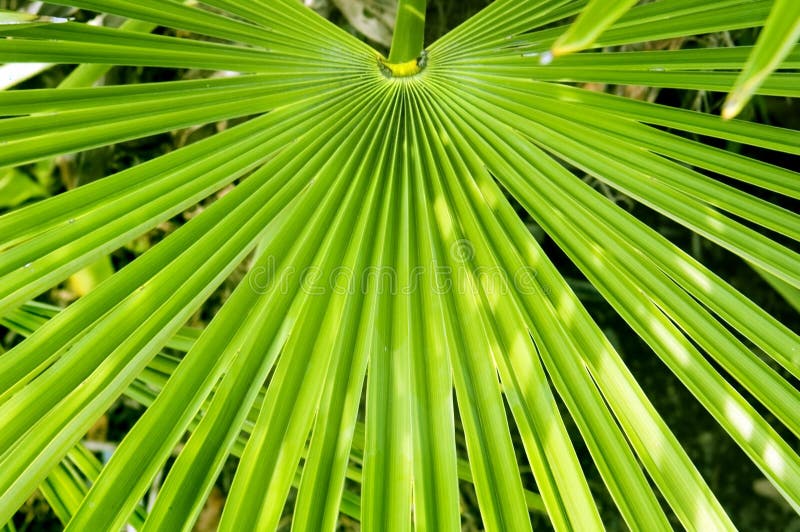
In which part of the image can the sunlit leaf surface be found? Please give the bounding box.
[0,0,798,529]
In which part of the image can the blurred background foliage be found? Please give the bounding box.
[0,0,798,530]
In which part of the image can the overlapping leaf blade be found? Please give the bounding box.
[1,0,799,530]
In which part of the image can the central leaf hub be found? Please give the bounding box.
[379,50,428,78]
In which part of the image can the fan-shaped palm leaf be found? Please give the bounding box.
[0,0,798,529]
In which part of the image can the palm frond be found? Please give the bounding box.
[1,0,798,529]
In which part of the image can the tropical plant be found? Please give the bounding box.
[1,0,799,529]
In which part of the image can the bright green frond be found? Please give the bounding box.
[1,1,799,530]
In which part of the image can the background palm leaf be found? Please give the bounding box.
[1,0,798,529]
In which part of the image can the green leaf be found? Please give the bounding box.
[1,0,799,529]
[551,0,639,57]
[723,0,800,119]
[0,168,47,209]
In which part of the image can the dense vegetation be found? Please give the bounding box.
[1,0,799,530]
